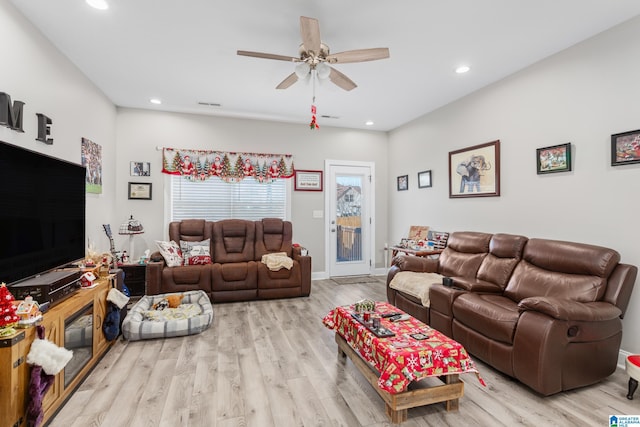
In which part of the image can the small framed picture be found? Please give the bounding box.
[128,182,152,200]
[397,175,408,191]
[417,170,432,188]
[130,161,151,176]
[611,129,640,166]
[294,170,323,191]
[536,143,571,174]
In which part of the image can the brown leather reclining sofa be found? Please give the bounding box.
[147,218,311,302]
[387,231,637,395]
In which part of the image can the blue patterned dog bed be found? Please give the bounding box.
[122,290,213,341]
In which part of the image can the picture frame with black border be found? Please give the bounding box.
[611,129,640,166]
[536,143,571,174]
[128,182,152,200]
[417,170,432,188]
[397,175,408,191]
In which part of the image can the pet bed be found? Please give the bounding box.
[122,290,213,341]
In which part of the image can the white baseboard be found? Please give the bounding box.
[311,268,387,281]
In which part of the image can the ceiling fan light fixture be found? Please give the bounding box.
[295,62,311,78]
[86,0,109,10]
[316,62,331,79]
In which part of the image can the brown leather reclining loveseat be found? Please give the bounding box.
[147,218,311,302]
[387,231,637,395]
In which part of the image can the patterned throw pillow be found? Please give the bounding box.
[155,240,183,267]
[180,239,212,265]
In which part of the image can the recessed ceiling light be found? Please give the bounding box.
[455,65,471,74]
[86,0,109,10]
[149,98,162,105]
[365,120,374,126]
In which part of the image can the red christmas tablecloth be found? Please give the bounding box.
[322,301,485,394]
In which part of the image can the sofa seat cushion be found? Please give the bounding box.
[161,265,212,293]
[453,293,520,344]
[212,261,257,291]
[257,262,301,289]
[389,271,443,307]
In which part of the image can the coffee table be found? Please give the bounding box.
[322,301,483,423]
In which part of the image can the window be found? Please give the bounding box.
[169,176,290,221]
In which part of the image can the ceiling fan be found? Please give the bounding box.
[237,16,390,91]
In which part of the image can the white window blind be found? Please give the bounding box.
[170,176,288,221]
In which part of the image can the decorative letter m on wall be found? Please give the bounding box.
[0,92,25,132]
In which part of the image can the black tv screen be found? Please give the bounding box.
[0,141,86,284]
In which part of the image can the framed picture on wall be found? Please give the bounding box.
[418,170,432,188]
[449,140,500,198]
[128,182,152,200]
[294,170,323,191]
[397,175,408,191]
[536,143,571,174]
[130,161,151,176]
[611,129,640,166]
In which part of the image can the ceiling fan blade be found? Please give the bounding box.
[326,48,390,64]
[300,16,321,55]
[237,50,298,62]
[329,67,357,91]
[276,72,299,89]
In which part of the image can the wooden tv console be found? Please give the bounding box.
[0,275,115,427]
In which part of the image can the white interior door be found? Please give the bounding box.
[325,160,374,277]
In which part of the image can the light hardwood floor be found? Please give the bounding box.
[49,277,639,426]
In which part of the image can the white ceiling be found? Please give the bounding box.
[10,0,640,131]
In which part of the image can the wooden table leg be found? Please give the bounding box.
[385,404,408,424]
[444,374,460,411]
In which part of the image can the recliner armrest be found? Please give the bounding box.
[392,254,437,273]
[451,277,503,293]
[518,296,622,321]
[146,260,165,295]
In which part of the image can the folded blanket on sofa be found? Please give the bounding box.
[389,271,444,307]
[261,252,293,271]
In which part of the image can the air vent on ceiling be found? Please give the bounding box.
[320,115,339,119]
[198,102,221,107]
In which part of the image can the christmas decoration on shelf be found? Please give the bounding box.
[0,282,20,336]
[309,104,319,130]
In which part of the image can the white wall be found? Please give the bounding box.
[0,2,117,259]
[388,16,640,354]
[115,108,389,273]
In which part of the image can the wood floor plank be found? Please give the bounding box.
[47,277,638,427]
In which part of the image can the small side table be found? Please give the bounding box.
[120,264,147,297]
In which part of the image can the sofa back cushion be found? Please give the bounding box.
[438,231,492,278]
[168,219,213,254]
[255,218,293,259]
[169,219,212,241]
[476,233,528,289]
[213,219,255,263]
[504,238,621,302]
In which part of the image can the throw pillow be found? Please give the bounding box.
[155,240,183,267]
[180,239,212,265]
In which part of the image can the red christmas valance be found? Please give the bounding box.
[162,148,295,183]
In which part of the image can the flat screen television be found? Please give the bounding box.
[0,140,86,284]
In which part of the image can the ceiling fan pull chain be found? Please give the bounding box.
[309,71,319,130]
